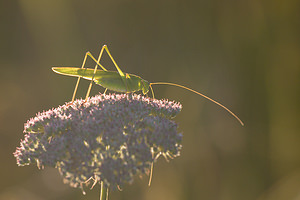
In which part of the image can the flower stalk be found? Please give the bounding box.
[100,181,108,200]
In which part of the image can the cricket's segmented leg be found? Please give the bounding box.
[85,45,107,100]
[71,53,88,102]
[102,45,124,76]
[149,84,155,99]
[103,88,108,95]
[102,45,130,92]
[72,50,108,102]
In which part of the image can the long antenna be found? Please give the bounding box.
[150,82,244,126]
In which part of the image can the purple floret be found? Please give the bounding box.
[14,93,182,190]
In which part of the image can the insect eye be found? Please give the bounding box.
[141,80,149,94]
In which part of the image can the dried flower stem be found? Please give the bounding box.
[100,181,109,200]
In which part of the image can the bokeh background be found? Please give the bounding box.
[1,1,300,200]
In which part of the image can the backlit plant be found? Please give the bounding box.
[14,93,182,199]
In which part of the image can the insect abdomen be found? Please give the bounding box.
[94,72,144,93]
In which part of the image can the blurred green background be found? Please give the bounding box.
[1,1,300,200]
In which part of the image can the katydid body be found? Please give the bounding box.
[52,45,244,126]
[52,67,150,94]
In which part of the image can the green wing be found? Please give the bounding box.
[52,67,108,79]
[52,67,148,93]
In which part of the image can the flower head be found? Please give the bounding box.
[14,93,182,190]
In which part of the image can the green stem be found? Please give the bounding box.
[99,181,109,200]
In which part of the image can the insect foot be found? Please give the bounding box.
[14,93,183,195]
